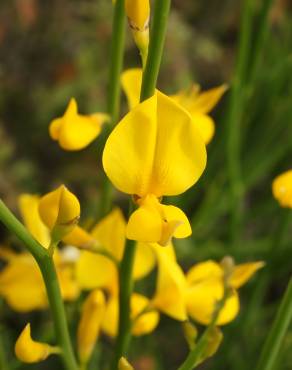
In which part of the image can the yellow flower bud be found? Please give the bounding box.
[15,323,59,363]
[125,0,150,66]
[118,357,134,370]
[38,185,80,241]
[272,170,292,208]
[77,290,106,365]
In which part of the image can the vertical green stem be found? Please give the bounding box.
[140,0,171,101]
[99,0,127,219]
[225,0,254,245]
[0,200,79,370]
[255,277,292,370]
[0,327,9,370]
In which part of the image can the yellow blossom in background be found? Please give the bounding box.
[272,169,292,208]
[49,98,108,151]
[121,68,227,144]
[119,357,134,370]
[15,324,59,363]
[103,90,206,245]
[38,185,80,241]
[77,290,106,365]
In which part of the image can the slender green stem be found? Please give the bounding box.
[0,327,9,370]
[0,200,79,370]
[255,277,292,370]
[225,0,254,245]
[110,238,137,370]
[178,289,229,370]
[140,0,171,101]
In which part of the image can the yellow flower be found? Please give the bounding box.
[125,0,150,65]
[186,260,265,325]
[272,170,292,208]
[121,68,227,144]
[103,90,206,245]
[119,357,134,370]
[77,290,106,365]
[49,98,108,151]
[15,323,59,363]
[38,185,80,241]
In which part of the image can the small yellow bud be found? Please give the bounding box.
[77,290,105,365]
[118,356,134,370]
[272,170,292,208]
[182,321,198,350]
[38,185,80,241]
[15,323,59,363]
[125,0,150,66]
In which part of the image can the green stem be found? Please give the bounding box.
[99,0,127,219]
[140,0,171,101]
[225,0,254,245]
[178,289,229,370]
[0,200,79,370]
[255,277,292,370]
[0,327,9,370]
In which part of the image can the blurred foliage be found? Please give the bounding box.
[0,0,291,369]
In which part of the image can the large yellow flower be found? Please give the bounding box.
[103,90,206,245]
[121,68,227,144]
[272,169,292,208]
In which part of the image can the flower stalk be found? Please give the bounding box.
[0,199,79,370]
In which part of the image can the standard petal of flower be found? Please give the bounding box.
[121,68,143,110]
[230,261,265,289]
[103,90,207,197]
[15,324,58,363]
[186,281,239,325]
[191,114,215,145]
[186,260,223,285]
[131,293,159,336]
[188,84,228,115]
[76,251,117,293]
[18,194,50,248]
[152,252,187,321]
[133,242,156,280]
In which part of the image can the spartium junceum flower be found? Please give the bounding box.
[272,169,292,208]
[121,68,227,144]
[119,357,134,370]
[38,184,80,245]
[103,90,207,246]
[125,0,150,66]
[77,289,106,366]
[15,323,60,363]
[49,98,108,151]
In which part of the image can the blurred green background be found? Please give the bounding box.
[0,0,291,369]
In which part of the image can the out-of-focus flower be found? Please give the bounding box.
[38,185,80,241]
[103,90,206,246]
[77,290,106,365]
[119,357,134,370]
[15,324,59,363]
[125,0,150,65]
[121,68,227,144]
[272,169,292,208]
[49,98,108,151]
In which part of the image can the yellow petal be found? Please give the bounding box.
[230,261,265,289]
[133,242,156,280]
[272,170,292,208]
[152,252,187,321]
[119,357,134,370]
[121,68,143,110]
[187,84,228,115]
[57,264,80,301]
[38,185,80,238]
[186,282,239,326]
[125,0,150,30]
[18,194,50,248]
[76,251,117,293]
[0,253,47,312]
[77,290,105,364]
[62,226,95,249]
[131,293,159,336]
[126,195,191,246]
[49,98,108,151]
[186,260,223,285]
[102,295,119,337]
[191,114,215,145]
[15,324,58,363]
[90,208,126,261]
[103,90,207,198]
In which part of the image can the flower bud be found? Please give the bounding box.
[125,0,150,66]
[77,290,105,365]
[15,323,59,363]
[272,170,292,208]
[38,185,80,241]
[119,357,134,370]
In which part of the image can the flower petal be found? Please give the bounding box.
[191,114,215,145]
[131,293,159,336]
[272,169,292,208]
[230,261,265,289]
[133,242,156,280]
[121,68,143,110]
[188,84,228,114]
